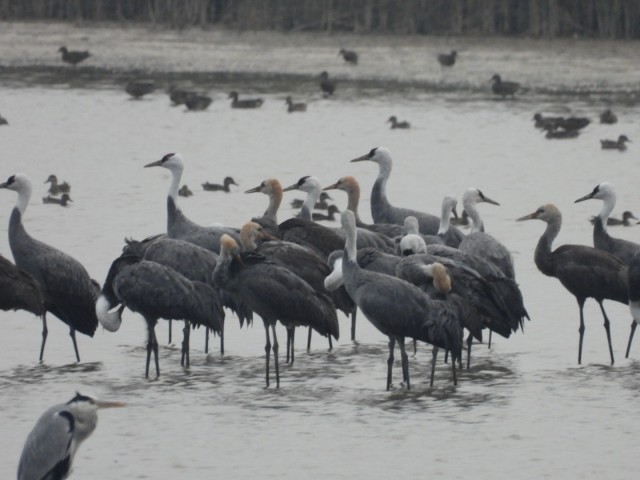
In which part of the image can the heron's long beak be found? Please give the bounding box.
[574,192,594,203]
[323,182,339,191]
[144,159,163,168]
[516,211,537,222]
[244,185,262,194]
[350,153,369,163]
[96,400,126,409]
[282,183,298,192]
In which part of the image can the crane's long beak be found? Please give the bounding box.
[281,183,298,192]
[144,159,163,168]
[96,400,126,409]
[350,153,369,163]
[323,182,339,191]
[574,192,594,203]
[483,195,500,206]
[516,211,537,222]
[0,181,8,189]
[244,185,262,194]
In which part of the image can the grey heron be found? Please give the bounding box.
[17,392,124,480]
[1,174,99,362]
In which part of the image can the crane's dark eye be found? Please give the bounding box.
[477,189,485,199]
[537,208,544,214]
[592,186,600,195]
[368,147,378,158]
[161,153,175,163]
[261,181,266,188]
[7,175,15,185]
[298,176,310,186]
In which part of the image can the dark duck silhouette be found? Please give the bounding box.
[168,86,196,106]
[544,124,579,139]
[185,93,212,111]
[58,46,90,65]
[285,96,307,113]
[0,113,8,125]
[44,175,70,195]
[387,116,410,129]
[533,113,564,130]
[42,193,72,207]
[437,50,457,67]
[600,135,630,151]
[125,80,155,99]
[490,74,519,98]
[178,185,193,197]
[228,91,263,109]
[202,176,238,192]
[600,109,618,124]
[312,205,340,222]
[319,71,336,96]
[339,48,358,65]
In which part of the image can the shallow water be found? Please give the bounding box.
[1,23,639,480]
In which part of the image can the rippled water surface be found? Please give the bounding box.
[1,22,639,480]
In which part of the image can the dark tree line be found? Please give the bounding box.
[1,0,638,39]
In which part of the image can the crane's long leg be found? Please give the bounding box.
[307,326,312,351]
[205,328,209,354]
[151,323,160,377]
[412,338,417,355]
[399,338,410,390]
[181,321,190,368]
[168,319,172,344]
[145,320,160,378]
[328,335,333,351]
[39,314,48,362]
[69,328,80,362]
[264,322,271,387]
[487,330,493,349]
[386,337,396,391]
[219,317,225,356]
[451,355,458,386]
[466,334,473,370]
[626,321,637,358]
[271,324,280,388]
[286,327,295,364]
[598,302,615,365]
[351,309,357,341]
[430,346,438,387]
[577,299,586,365]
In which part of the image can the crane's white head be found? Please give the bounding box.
[574,182,616,204]
[324,250,345,291]
[350,146,392,165]
[0,173,33,214]
[282,176,322,193]
[95,295,123,332]
[403,216,419,234]
[462,187,500,207]
[399,234,427,256]
[144,153,184,172]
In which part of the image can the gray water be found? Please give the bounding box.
[1,22,639,480]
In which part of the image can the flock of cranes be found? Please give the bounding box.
[6,144,639,398]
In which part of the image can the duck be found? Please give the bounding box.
[44,175,70,195]
[387,116,410,129]
[285,96,307,113]
[559,116,590,131]
[125,80,155,99]
[601,135,630,151]
[58,46,90,65]
[312,205,340,222]
[544,124,579,139]
[168,86,196,106]
[533,113,564,130]
[339,48,358,65]
[229,91,264,109]
[42,193,72,207]
[437,50,457,67]
[202,176,238,192]
[185,93,212,111]
[590,210,637,227]
[319,71,336,96]
[600,109,618,124]
[490,74,519,98]
[178,185,193,197]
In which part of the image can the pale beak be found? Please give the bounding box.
[96,400,126,409]
[144,159,163,168]
[516,212,537,222]
[244,185,262,194]
[282,183,298,192]
[574,192,594,203]
[350,153,369,163]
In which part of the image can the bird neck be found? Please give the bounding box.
[437,201,453,235]
[371,158,392,212]
[239,227,258,252]
[265,184,282,222]
[300,185,321,222]
[345,181,361,220]
[15,182,32,216]
[463,198,484,233]
[168,165,183,202]
[596,194,616,231]
[534,218,560,273]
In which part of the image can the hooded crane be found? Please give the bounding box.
[626,252,640,358]
[244,177,283,236]
[517,204,628,365]
[350,147,465,246]
[339,210,463,389]
[144,153,239,253]
[239,221,352,357]
[574,182,640,266]
[213,235,339,388]
[121,235,240,357]
[17,393,124,480]
[0,253,45,318]
[96,250,223,377]
[284,175,396,252]
[1,174,99,362]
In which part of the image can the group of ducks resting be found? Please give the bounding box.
[42,175,71,207]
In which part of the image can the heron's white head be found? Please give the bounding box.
[65,392,125,445]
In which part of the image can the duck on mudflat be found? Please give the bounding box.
[600,135,630,151]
